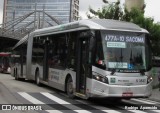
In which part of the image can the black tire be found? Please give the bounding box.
[15,69,18,80]
[35,71,41,86]
[14,69,16,77]
[66,77,75,99]
[15,73,17,80]
[14,69,17,80]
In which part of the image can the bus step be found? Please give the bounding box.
[75,92,87,99]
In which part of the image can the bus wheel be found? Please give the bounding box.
[15,74,17,80]
[15,69,18,80]
[66,77,75,99]
[14,69,16,77]
[35,71,41,86]
[14,70,17,80]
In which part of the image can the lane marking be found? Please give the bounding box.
[19,92,160,113]
[74,110,94,113]
[45,110,63,113]
[76,99,122,113]
[41,92,70,104]
[138,98,160,104]
[131,98,158,104]
[18,92,63,113]
[102,110,122,113]
[41,92,91,113]
[124,99,160,113]
[127,110,146,113]
[151,110,160,113]
[18,92,44,104]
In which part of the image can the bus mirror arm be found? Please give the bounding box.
[79,31,95,39]
[89,37,95,51]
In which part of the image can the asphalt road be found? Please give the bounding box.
[0,73,51,113]
[0,73,160,113]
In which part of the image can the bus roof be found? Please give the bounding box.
[13,19,149,49]
[33,19,148,37]
[12,34,29,50]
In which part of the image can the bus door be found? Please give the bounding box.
[43,40,49,82]
[76,38,88,94]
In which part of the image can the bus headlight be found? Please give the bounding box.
[147,75,153,84]
[7,67,11,73]
[92,72,108,84]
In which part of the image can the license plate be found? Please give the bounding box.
[122,92,133,97]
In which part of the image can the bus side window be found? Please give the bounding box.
[95,35,105,68]
[32,37,44,66]
[48,34,68,68]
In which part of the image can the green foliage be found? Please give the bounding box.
[87,0,160,56]
[87,0,123,20]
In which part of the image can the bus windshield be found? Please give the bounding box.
[98,31,152,72]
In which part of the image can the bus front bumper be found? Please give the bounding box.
[88,79,153,98]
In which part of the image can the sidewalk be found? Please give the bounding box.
[149,88,160,102]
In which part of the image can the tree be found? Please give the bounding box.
[87,0,123,20]
[127,8,160,56]
[150,23,160,56]
[87,0,160,56]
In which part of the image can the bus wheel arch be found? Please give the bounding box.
[65,74,75,99]
[35,68,41,86]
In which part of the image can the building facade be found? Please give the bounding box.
[125,0,144,12]
[3,0,79,28]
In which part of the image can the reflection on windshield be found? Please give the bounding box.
[105,44,145,70]
[101,31,148,72]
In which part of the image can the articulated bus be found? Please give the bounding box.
[0,52,11,73]
[12,19,153,99]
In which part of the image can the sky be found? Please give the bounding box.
[0,0,160,24]
[0,0,3,24]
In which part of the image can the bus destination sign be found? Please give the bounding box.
[105,34,145,43]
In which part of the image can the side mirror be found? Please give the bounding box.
[79,31,95,51]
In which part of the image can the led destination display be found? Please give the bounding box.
[105,34,145,43]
